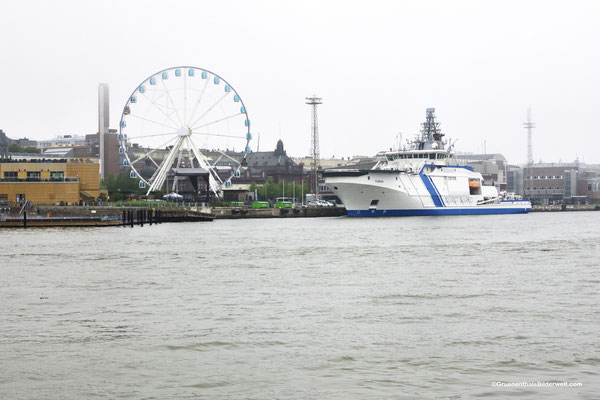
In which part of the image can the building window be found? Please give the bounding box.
[26,171,41,181]
[50,171,64,181]
[3,171,17,180]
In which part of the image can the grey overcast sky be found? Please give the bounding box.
[1,0,599,164]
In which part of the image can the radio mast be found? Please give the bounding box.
[523,108,535,165]
[306,95,322,198]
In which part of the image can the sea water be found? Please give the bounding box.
[1,212,598,399]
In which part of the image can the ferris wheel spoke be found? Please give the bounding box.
[191,131,246,139]
[184,72,188,127]
[130,135,179,166]
[128,114,179,131]
[160,78,185,127]
[188,91,231,129]
[186,77,211,127]
[131,152,160,169]
[191,112,243,131]
[213,148,241,165]
[125,132,178,141]
[139,92,181,128]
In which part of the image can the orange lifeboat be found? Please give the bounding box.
[468,179,481,189]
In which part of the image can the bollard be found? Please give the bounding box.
[122,210,126,227]
[129,210,133,227]
[140,209,144,227]
[149,209,153,225]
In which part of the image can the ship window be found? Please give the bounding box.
[370,199,379,206]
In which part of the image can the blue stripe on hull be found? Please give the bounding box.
[347,207,531,217]
[419,174,444,207]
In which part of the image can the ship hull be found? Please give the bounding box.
[347,205,530,217]
[325,167,531,217]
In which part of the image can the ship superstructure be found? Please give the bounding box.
[324,108,531,216]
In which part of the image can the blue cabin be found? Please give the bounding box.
[139,85,146,93]
[123,159,129,166]
[188,69,195,77]
[139,181,146,188]
[225,181,232,188]
[119,147,125,154]
[118,134,124,141]
[246,146,251,152]
[213,77,220,84]
[201,71,208,79]
[130,95,137,103]
[234,94,240,102]
[224,85,231,92]
[130,170,136,179]
[162,72,168,79]
[244,119,249,127]
[234,170,240,177]
[246,132,252,140]
[175,69,182,77]
[149,77,156,85]
[240,106,246,113]
[120,120,126,128]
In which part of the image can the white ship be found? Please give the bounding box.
[324,108,531,216]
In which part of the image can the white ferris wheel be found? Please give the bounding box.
[119,66,251,197]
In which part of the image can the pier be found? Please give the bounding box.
[0,205,215,228]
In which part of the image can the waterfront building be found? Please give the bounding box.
[522,162,580,204]
[0,159,101,205]
[38,135,87,150]
[85,130,120,178]
[506,165,524,196]
[455,153,507,190]
[237,140,305,184]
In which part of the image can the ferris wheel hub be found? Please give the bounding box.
[177,127,191,137]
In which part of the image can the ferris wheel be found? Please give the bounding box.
[119,66,251,196]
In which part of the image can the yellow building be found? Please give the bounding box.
[0,159,100,205]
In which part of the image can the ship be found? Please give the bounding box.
[323,108,531,216]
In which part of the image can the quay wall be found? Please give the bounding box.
[213,207,347,219]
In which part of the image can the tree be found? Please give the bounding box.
[102,172,145,201]
[8,144,40,153]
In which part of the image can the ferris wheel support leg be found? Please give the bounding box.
[185,136,219,195]
[148,136,184,194]
[172,145,185,192]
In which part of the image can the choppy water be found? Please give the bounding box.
[1,212,599,399]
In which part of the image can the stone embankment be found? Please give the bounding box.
[531,204,600,212]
